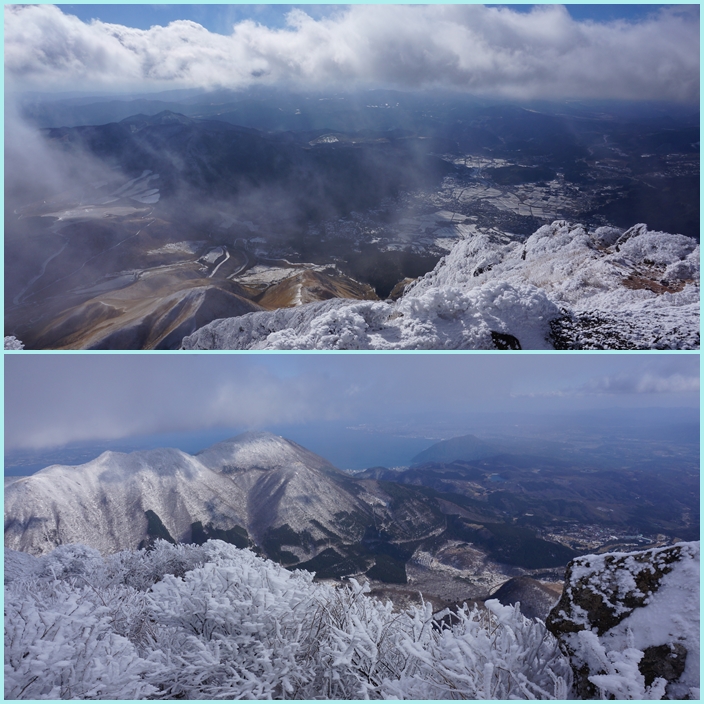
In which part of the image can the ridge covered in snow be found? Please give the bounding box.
[4,446,246,555]
[4,432,374,557]
[181,222,699,350]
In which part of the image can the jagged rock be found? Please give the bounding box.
[546,542,699,699]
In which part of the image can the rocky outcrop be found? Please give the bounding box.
[546,542,699,699]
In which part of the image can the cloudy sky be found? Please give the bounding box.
[4,353,699,453]
[4,4,699,102]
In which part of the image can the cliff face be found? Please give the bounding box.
[546,541,699,700]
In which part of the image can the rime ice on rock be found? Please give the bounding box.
[181,221,699,350]
[4,336,24,350]
[546,541,700,700]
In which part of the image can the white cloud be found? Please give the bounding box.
[517,371,701,398]
[581,372,700,395]
[5,355,699,451]
[3,357,348,451]
[4,4,699,101]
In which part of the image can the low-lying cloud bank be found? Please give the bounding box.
[5,4,699,102]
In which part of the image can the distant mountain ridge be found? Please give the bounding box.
[42,110,454,212]
[410,433,572,465]
[411,434,499,465]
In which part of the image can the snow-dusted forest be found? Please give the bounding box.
[6,540,575,699]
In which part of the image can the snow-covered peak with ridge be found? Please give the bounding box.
[4,432,362,557]
[197,430,336,474]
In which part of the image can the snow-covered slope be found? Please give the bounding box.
[4,432,372,556]
[4,447,248,555]
[197,431,337,474]
[197,432,372,546]
[181,222,699,350]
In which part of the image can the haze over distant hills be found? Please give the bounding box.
[5,88,699,350]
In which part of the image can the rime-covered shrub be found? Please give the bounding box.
[4,579,156,699]
[104,539,208,591]
[5,540,572,699]
[379,601,571,699]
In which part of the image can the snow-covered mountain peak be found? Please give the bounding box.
[5,433,365,556]
[196,431,336,474]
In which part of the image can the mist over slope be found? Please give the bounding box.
[182,221,699,350]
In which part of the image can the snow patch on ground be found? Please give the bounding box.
[147,241,206,255]
[200,246,225,265]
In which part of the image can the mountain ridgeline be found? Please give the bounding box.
[5,431,697,590]
[43,110,455,224]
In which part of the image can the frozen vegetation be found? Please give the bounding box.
[6,540,699,699]
[182,221,699,350]
[5,540,571,700]
[4,336,24,350]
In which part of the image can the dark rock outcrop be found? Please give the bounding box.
[490,575,561,621]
